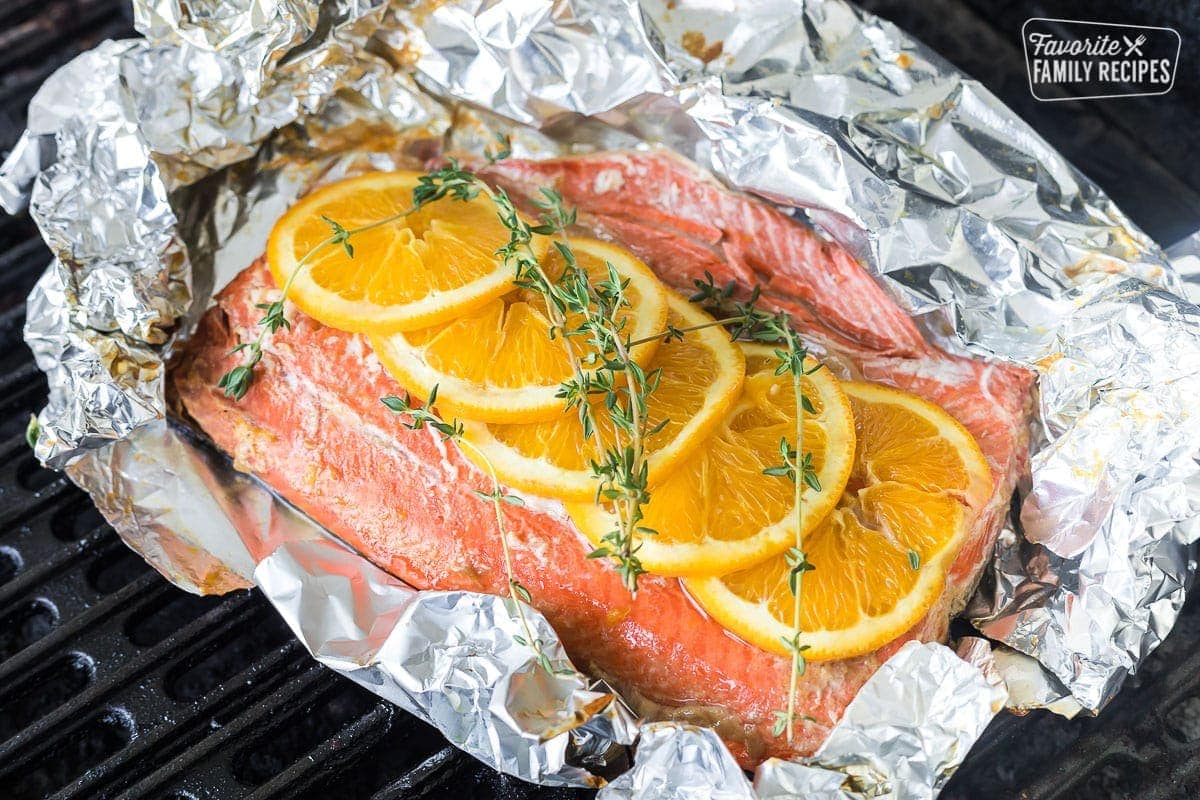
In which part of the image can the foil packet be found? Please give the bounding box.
[7,0,1200,795]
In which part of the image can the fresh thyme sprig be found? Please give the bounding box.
[532,192,664,594]
[381,387,570,676]
[620,276,829,732]
[217,161,484,400]
[687,273,824,743]
[456,170,662,595]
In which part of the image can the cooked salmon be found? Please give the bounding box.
[170,151,1033,767]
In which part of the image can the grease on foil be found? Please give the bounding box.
[7,0,1200,794]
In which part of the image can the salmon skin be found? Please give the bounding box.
[171,151,1033,767]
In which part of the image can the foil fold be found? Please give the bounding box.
[600,642,1002,799]
[9,0,1200,794]
[804,641,1005,797]
[10,0,389,467]
[597,723,758,799]
[257,540,638,786]
[413,0,669,125]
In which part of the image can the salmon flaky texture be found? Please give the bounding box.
[170,151,1033,767]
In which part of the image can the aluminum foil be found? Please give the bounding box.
[10,0,390,467]
[804,641,1005,797]
[597,722,758,799]
[8,0,1200,794]
[1168,230,1200,305]
[257,540,639,785]
[599,642,1004,799]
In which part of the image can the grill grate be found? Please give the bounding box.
[1,2,1198,798]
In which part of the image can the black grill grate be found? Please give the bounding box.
[1,2,1197,798]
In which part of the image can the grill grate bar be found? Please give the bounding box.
[62,639,312,800]
[0,378,49,443]
[0,0,45,27]
[0,238,50,284]
[0,13,134,153]
[109,664,338,800]
[0,0,127,76]
[368,746,462,800]
[244,703,396,800]
[0,300,28,328]
[0,437,74,528]
[0,239,48,309]
[0,572,163,694]
[0,586,251,766]
[0,363,40,404]
[0,528,116,612]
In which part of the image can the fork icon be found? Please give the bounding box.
[1123,34,1147,56]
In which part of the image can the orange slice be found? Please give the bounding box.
[566,344,855,576]
[370,238,669,423]
[267,171,547,334]
[684,381,992,661]
[459,293,745,501]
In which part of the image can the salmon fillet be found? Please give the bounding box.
[170,151,1033,767]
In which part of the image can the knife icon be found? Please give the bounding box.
[1123,34,1147,56]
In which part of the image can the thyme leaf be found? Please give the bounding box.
[485,132,512,164]
[25,414,39,450]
